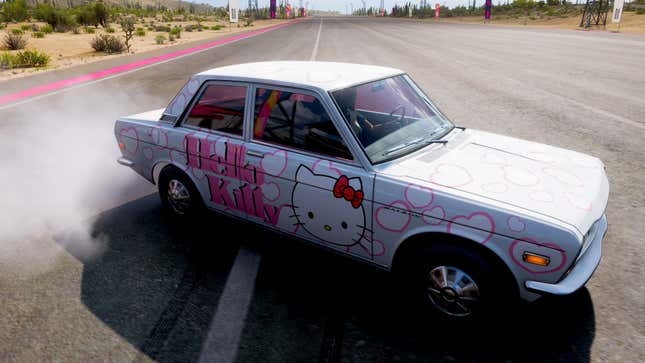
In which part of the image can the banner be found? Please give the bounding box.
[612,0,625,23]
[229,0,239,23]
[435,4,440,18]
[286,3,292,18]
[270,0,276,19]
[485,0,492,20]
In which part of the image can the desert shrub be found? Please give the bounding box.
[120,17,135,52]
[0,52,15,69]
[31,23,40,31]
[244,18,254,27]
[201,25,209,30]
[15,49,50,67]
[2,32,27,50]
[90,34,125,53]
[212,24,223,30]
[105,26,115,33]
[41,24,53,33]
[84,26,95,34]
[34,4,75,31]
[154,25,170,32]
[0,24,5,30]
[11,28,23,35]
[1,0,28,23]
[637,9,645,15]
[184,24,193,32]
[168,34,175,41]
[32,31,44,38]
[147,26,154,31]
[155,34,165,44]
[169,26,181,38]
[20,25,30,31]
[71,26,80,34]
[75,3,109,27]
[136,27,145,36]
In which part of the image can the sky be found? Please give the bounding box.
[202,1,485,13]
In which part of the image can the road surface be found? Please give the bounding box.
[1,17,644,362]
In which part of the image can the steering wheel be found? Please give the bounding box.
[388,105,407,125]
[348,109,373,133]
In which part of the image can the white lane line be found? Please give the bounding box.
[198,246,261,363]
[310,18,323,61]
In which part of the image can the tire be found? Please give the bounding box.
[158,166,204,219]
[401,242,516,322]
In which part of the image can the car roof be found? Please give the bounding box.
[196,61,404,91]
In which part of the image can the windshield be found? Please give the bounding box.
[331,75,453,164]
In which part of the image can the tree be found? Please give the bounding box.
[1,0,29,22]
[120,17,135,52]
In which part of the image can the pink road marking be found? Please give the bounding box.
[0,20,302,106]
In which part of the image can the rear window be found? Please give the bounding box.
[183,84,247,136]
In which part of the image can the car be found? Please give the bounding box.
[114,61,608,319]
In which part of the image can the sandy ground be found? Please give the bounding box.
[437,11,645,33]
[0,18,288,81]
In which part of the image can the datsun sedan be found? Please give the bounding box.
[115,62,608,319]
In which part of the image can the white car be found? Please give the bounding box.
[115,61,608,319]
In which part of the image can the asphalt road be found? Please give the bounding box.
[1,17,644,362]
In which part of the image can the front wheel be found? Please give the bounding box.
[402,243,516,321]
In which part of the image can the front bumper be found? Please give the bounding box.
[525,214,607,295]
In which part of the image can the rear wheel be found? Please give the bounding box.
[158,166,204,218]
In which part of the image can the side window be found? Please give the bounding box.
[183,84,246,136]
[253,88,353,160]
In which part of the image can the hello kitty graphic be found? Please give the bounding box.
[291,165,372,253]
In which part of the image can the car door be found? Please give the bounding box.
[241,85,378,260]
[173,81,250,220]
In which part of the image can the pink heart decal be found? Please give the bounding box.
[507,216,526,233]
[543,167,584,187]
[447,212,495,244]
[262,181,280,202]
[529,190,554,203]
[312,159,342,176]
[502,166,540,187]
[119,127,139,156]
[147,127,169,149]
[481,182,509,194]
[260,150,288,177]
[142,146,154,160]
[564,192,592,212]
[481,152,508,166]
[421,205,445,226]
[509,238,567,274]
[169,147,188,169]
[404,183,434,209]
[375,200,411,233]
[428,164,473,188]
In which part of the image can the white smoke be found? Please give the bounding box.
[0,86,158,275]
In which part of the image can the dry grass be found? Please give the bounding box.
[437,11,645,34]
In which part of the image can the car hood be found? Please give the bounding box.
[381,129,609,235]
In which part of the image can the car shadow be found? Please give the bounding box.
[56,194,595,363]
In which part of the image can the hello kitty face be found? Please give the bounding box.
[291,165,366,246]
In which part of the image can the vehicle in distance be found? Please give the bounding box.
[115,61,608,319]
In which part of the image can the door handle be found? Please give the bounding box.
[246,149,264,158]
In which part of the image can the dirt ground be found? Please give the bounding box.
[0,18,288,81]
[438,11,645,34]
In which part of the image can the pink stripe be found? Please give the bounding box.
[0,20,302,106]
